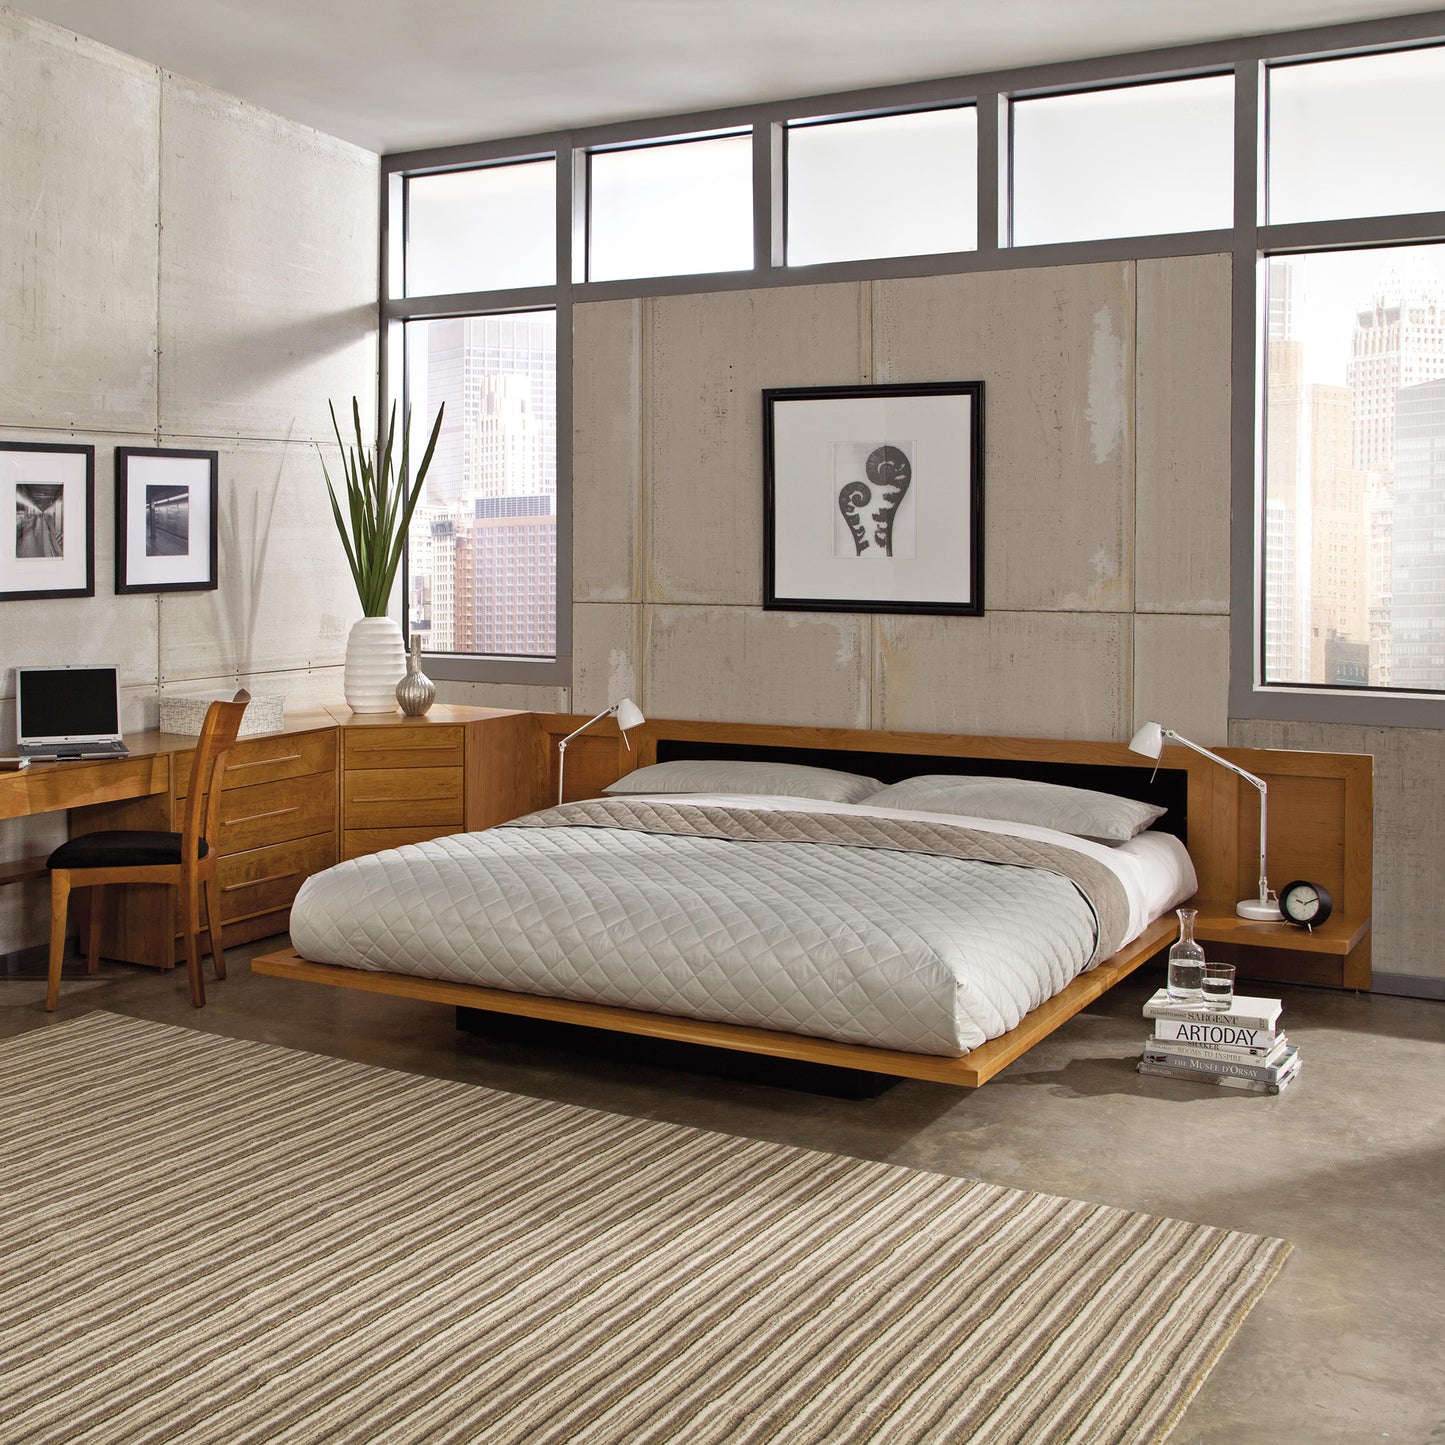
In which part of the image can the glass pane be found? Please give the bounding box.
[588,133,752,282]
[1262,247,1445,692]
[404,312,557,659]
[405,161,555,296]
[1011,76,1233,246]
[1269,47,1445,225]
[787,108,977,265]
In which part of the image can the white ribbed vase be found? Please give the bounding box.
[343,616,406,713]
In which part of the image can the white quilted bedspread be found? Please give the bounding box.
[288,802,1141,1057]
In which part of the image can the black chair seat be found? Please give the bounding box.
[48,831,210,870]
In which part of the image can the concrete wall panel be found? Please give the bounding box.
[0,14,159,430]
[1133,614,1230,746]
[647,285,866,606]
[572,602,644,716]
[647,605,869,727]
[1136,255,1232,613]
[573,300,643,603]
[157,440,354,682]
[875,611,1131,740]
[437,680,570,713]
[158,76,377,442]
[873,264,1135,613]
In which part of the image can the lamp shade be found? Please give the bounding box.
[1128,721,1164,760]
[615,697,645,733]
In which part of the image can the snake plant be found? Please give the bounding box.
[323,397,444,617]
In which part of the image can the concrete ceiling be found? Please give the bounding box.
[9,0,1442,154]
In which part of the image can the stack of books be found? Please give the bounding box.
[1137,989,1301,1093]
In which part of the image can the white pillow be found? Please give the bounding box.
[603,759,883,805]
[860,774,1166,843]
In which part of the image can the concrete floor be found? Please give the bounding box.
[5,943,1443,1445]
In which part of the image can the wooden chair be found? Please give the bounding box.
[45,691,250,1012]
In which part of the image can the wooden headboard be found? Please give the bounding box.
[528,714,1373,983]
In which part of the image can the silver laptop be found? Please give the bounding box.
[15,665,130,761]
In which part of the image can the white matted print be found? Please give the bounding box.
[115,448,219,594]
[764,382,983,614]
[0,441,95,601]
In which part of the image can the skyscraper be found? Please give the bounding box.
[1391,378,1445,691]
[407,313,558,655]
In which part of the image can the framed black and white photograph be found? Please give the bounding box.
[115,448,219,594]
[0,440,95,601]
[763,381,984,615]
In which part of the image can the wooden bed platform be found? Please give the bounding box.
[252,717,1373,1089]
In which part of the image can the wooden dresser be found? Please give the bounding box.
[70,703,534,969]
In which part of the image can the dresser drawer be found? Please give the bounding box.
[343,825,458,860]
[217,832,337,924]
[342,765,463,831]
[177,728,337,796]
[214,772,337,853]
[343,724,464,770]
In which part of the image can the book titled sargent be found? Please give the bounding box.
[1141,988,1283,1032]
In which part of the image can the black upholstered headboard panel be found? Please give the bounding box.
[654,737,1190,842]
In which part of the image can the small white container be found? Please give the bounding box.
[159,690,285,738]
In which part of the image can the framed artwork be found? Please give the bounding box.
[763,380,984,616]
[115,448,219,594]
[0,441,96,601]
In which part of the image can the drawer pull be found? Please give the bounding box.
[350,794,455,805]
[228,753,304,771]
[223,869,301,894]
[231,805,302,824]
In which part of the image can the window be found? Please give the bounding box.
[1010,75,1233,246]
[1261,246,1445,693]
[587,132,753,282]
[1267,47,1445,225]
[786,107,977,265]
[403,312,558,660]
[404,160,555,297]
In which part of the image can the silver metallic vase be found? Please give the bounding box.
[395,636,436,717]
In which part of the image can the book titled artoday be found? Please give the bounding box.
[1153,1016,1279,1050]
[1141,989,1283,1032]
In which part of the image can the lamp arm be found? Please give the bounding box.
[558,705,618,752]
[557,704,622,806]
[1162,729,1273,907]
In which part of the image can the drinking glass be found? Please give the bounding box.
[1203,962,1236,1010]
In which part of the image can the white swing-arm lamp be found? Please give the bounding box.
[557,697,646,805]
[1128,722,1281,921]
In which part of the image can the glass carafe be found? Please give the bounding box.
[1167,907,1206,1004]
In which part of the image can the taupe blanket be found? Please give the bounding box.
[504,797,1131,966]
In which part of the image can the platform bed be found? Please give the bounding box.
[252,718,1372,1089]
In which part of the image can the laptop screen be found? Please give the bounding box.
[16,666,122,744]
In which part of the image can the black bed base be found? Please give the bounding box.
[455,1007,900,1098]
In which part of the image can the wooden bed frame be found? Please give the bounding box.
[253,716,1372,1088]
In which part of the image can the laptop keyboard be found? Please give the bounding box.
[18,740,130,760]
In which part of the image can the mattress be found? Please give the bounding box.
[288,794,1196,1058]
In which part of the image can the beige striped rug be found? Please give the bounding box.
[0,1013,1287,1445]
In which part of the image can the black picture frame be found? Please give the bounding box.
[763,381,984,616]
[0,440,96,602]
[115,447,220,594]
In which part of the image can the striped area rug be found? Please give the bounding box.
[0,1013,1288,1445]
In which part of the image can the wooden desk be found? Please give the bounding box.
[3,704,533,969]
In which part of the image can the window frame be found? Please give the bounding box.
[381,10,1445,716]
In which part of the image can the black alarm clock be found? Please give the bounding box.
[1279,879,1333,930]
